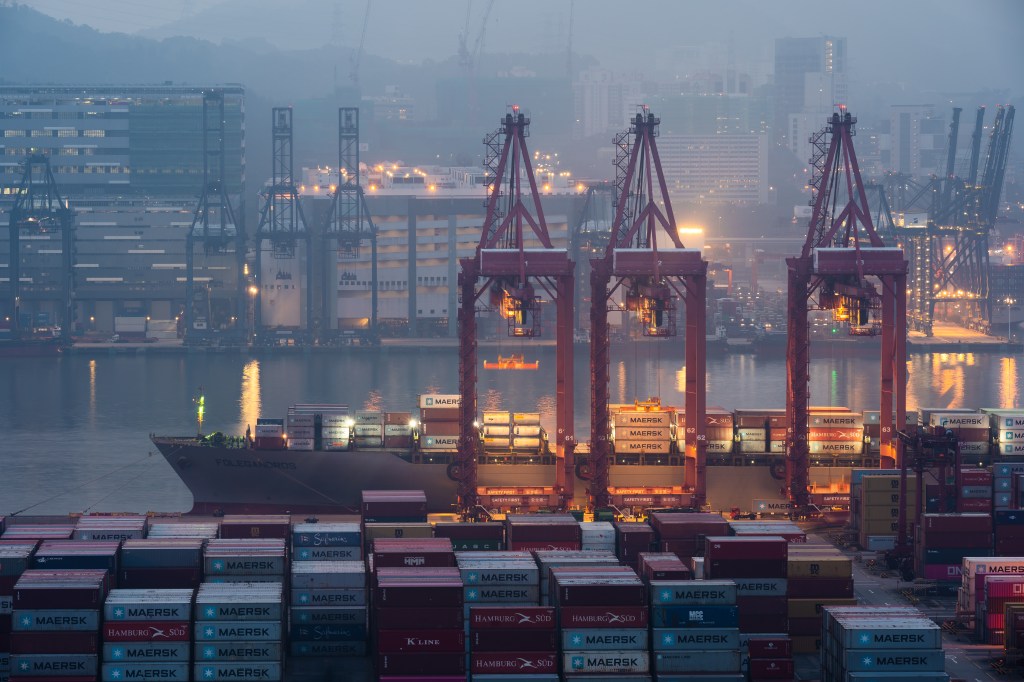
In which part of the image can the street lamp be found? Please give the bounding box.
[1006,296,1017,342]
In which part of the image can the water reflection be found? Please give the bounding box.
[1001,356,1019,408]
[238,359,261,431]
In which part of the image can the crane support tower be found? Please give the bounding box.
[589,109,708,510]
[7,154,75,344]
[321,107,378,342]
[787,111,908,510]
[254,107,314,341]
[457,107,576,511]
[185,90,246,345]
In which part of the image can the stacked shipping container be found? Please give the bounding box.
[419,395,461,454]
[820,606,946,682]
[101,589,192,680]
[194,582,285,681]
[10,569,109,681]
[650,579,741,678]
[705,536,788,635]
[785,545,855,655]
[119,539,203,590]
[0,544,34,682]
[469,605,558,680]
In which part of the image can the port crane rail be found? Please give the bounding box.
[590,109,708,509]
[457,107,576,511]
[787,111,908,510]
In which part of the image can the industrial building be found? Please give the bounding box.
[0,85,246,334]
[287,164,585,336]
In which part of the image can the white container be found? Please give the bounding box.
[419,394,461,409]
[287,439,314,451]
[513,425,542,437]
[483,411,510,425]
[613,411,672,428]
[614,440,671,455]
[512,437,542,450]
[483,425,511,437]
[512,412,541,425]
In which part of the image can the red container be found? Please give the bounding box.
[747,636,792,658]
[420,421,460,436]
[614,523,656,548]
[375,584,463,607]
[374,607,463,630]
[377,652,465,675]
[8,631,99,653]
[921,531,992,549]
[102,621,190,642]
[658,539,700,558]
[960,469,994,485]
[218,514,290,539]
[376,629,465,653]
[983,575,1024,598]
[649,512,729,541]
[555,582,645,606]
[638,553,691,582]
[740,612,788,633]
[362,490,428,520]
[469,606,555,630]
[705,536,788,561]
[372,550,456,569]
[736,596,788,616]
[470,629,559,651]
[559,606,649,628]
[786,578,854,598]
[922,513,992,533]
[419,407,460,422]
[922,564,961,581]
[5,678,96,682]
[471,652,558,674]
[750,658,795,679]
[385,412,413,426]
[253,436,285,450]
[957,499,992,512]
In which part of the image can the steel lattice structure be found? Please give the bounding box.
[254,107,314,339]
[7,154,75,343]
[457,107,576,511]
[589,109,708,510]
[787,112,907,511]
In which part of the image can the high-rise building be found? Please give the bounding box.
[573,69,645,139]
[774,36,847,145]
[885,105,946,177]
[0,85,245,200]
[658,134,770,204]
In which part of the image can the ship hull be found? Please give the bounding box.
[155,438,852,515]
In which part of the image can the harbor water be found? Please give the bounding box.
[0,345,1020,516]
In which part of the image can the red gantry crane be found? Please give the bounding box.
[590,108,709,510]
[787,111,908,512]
[456,107,576,511]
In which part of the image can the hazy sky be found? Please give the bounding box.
[16,0,1024,96]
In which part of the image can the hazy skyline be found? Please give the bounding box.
[14,0,1024,97]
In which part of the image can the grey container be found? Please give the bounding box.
[290,561,366,589]
[842,649,944,672]
[292,546,360,561]
[101,663,188,682]
[289,641,367,657]
[732,578,787,597]
[562,628,647,650]
[563,652,650,674]
[10,654,98,676]
[650,580,737,605]
[464,585,540,603]
[104,589,194,621]
[12,609,100,631]
[290,606,367,625]
[654,650,742,673]
[193,642,283,661]
[652,628,740,650]
[290,589,366,607]
[837,621,943,649]
[101,643,190,663]
[192,663,282,682]
[193,621,282,641]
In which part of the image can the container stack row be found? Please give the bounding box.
[820,605,947,682]
[915,513,992,586]
[101,589,192,681]
[611,404,673,459]
[194,582,284,681]
[786,545,855,655]
[469,605,558,680]
[290,521,366,658]
[851,470,915,552]
[808,408,863,457]
[650,579,741,680]
[10,569,109,682]
[419,394,461,454]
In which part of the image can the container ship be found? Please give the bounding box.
[152,399,1022,516]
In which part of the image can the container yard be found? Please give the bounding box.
[1,487,1022,682]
